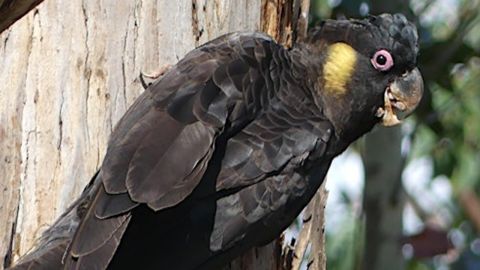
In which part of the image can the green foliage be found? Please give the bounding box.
[405,1,480,266]
[326,211,364,270]
[423,57,480,189]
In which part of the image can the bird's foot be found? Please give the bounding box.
[139,64,172,89]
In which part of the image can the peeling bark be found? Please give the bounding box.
[289,184,328,270]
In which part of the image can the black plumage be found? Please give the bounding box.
[9,13,423,270]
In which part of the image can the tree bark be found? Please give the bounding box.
[0,0,322,269]
[0,1,263,268]
[362,126,405,270]
[290,184,328,270]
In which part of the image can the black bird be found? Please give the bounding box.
[9,13,423,270]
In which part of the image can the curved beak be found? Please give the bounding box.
[376,67,424,126]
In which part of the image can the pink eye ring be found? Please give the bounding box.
[371,49,394,71]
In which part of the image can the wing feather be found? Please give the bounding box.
[65,32,276,268]
[95,192,138,220]
[66,216,129,270]
[70,186,131,257]
[126,121,215,205]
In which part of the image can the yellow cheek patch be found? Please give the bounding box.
[322,42,357,96]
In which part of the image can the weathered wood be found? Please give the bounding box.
[0,1,262,268]
[309,184,328,270]
[261,0,295,47]
[0,0,44,34]
[290,183,328,270]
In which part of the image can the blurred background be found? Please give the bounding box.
[305,0,480,269]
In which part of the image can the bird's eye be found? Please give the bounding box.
[371,49,393,71]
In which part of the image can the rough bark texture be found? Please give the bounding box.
[0,0,322,269]
[0,0,44,34]
[0,1,262,268]
[290,183,328,270]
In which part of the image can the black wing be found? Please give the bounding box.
[10,31,334,270]
[64,32,279,269]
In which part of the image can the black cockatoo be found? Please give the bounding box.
[9,13,423,270]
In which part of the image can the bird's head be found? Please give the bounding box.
[301,13,423,139]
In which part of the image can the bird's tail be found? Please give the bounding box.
[6,173,100,270]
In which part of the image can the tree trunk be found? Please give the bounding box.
[362,126,405,270]
[0,0,262,268]
[0,0,323,269]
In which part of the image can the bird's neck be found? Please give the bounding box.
[285,43,379,154]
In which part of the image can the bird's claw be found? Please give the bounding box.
[139,64,172,89]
